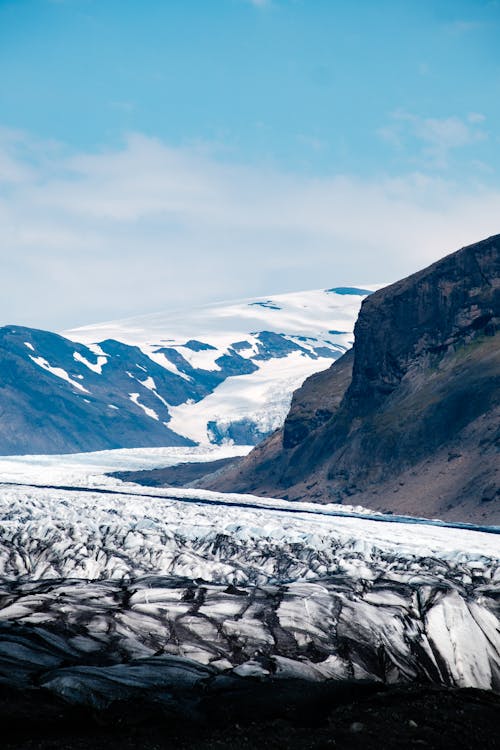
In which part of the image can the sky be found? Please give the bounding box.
[1,0,499,329]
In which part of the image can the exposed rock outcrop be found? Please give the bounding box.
[204,235,500,523]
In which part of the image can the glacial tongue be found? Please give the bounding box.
[0,573,498,709]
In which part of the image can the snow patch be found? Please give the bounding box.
[138,376,170,408]
[29,356,90,393]
[73,350,107,374]
[129,393,159,421]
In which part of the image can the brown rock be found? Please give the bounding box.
[203,235,500,524]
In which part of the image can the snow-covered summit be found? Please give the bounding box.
[65,287,375,353]
[62,286,376,446]
[0,287,374,455]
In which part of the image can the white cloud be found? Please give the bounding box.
[468,112,486,124]
[0,129,499,330]
[380,112,487,168]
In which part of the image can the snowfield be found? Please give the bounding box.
[64,287,376,444]
[0,447,499,705]
[64,288,373,353]
[167,351,328,443]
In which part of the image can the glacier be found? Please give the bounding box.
[0,447,498,707]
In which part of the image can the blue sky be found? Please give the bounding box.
[1,0,499,327]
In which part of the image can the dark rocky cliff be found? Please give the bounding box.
[204,235,500,523]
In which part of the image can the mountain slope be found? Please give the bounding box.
[64,287,372,446]
[0,288,372,455]
[203,235,500,524]
[0,326,194,454]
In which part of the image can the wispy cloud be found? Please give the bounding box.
[379,112,487,169]
[0,129,499,329]
[468,112,486,124]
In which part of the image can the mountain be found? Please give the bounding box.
[0,288,372,455]
[203,235,500,524]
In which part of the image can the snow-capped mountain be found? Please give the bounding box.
[0,287,374,455]
[64,287,374,446]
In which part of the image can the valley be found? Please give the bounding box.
[0,238,498,748]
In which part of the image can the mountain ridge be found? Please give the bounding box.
[0,288,370,455]
[201,235,500,524]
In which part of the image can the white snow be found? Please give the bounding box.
[29,356,90,393]
[177,345,222,371]
[73,350,107,374]
[64,288,377,351]
[140,376,156,391]
[62,287,379,444]
[137,375,170,408]
[128,393,159,421]
[24,341,35,352]
[146,350,192,381]
[169,351,334,443]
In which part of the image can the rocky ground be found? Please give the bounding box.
[109,456,239,487]
[2,683,500,749]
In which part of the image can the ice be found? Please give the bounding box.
[233,660,270,677]
[425,589,496,689]
[0,571,498,697]
[0,447,498,702]
[0,468,497,586]
[222,618,274,647]
[168,351,334,443]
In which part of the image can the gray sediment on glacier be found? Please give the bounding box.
[0,570,498,708]
[1,468,499,708]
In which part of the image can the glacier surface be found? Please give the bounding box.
[0,448,499,706]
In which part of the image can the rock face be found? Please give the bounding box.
[205,235,500,523]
